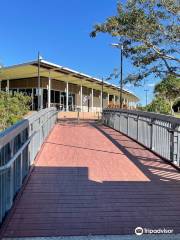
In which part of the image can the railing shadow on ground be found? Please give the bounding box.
[2,165,180,237]
[92,123,180,183]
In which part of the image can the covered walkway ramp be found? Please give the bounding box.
[1,120,180,238]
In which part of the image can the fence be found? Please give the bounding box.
[0,108,57,224]
[103,109,180,167]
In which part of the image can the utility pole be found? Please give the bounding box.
[111,43,124,109]
[144,89,149,106]
[120,44,123,108]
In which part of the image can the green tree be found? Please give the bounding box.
[154,75,180,114]
[0,92,31,131]
[90,0,180,85]
[146,96,171,114]
[173,98,180,112]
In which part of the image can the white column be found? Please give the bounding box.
[66,82,69,112]
[80,84,83,112]
[48,74,51,108]
[126,99,129,108]
[100,90,103,112]
[123,98,125,106]
[91,88,94,112]
[41,89,43,109]
[113,95,116,105]
[6,79,9,93]
[108,93,109,106]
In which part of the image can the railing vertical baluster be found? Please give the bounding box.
[102,109,180,167]
[170,124,178,164]
[20,152,23,186]
[137,115,139,141]
[127,114,129,136]
[0,108,57,225]
[150,119,154,151]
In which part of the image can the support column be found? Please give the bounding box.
[91,88,94,112]
[100,91,103,112]
[66,82,69,112]
[6,79,9,93]
[48,73,51,108]
[126,99,129,109]
[80,84,82,112]
[41,89,43,109]
[0,80,1,91]
[108,93,109,106]
[113,95,116,105]
[134,102,137,109]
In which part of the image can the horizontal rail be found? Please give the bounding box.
[103,109,180,167]
[0,108,58,225]
[0,132,36,172]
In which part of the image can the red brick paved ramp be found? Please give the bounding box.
[1,122,180,237]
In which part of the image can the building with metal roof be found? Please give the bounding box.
[0,59,139,112]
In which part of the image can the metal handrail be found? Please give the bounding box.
[103,109,180,167]
[104,108,180,125]
[0,132,35,172]
[0,108,58,225]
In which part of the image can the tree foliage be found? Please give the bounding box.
[144,75,180,115]
[154,75,180,113]
[0,92,31,131]
[154,75,180,100]
[173,98,180,112]
[146,96,171,114]
[90,0,180,85]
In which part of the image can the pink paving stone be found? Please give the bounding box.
[2,121,180,237]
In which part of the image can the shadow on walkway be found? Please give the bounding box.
[2,122,180,237]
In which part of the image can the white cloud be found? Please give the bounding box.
[125,83,132,88]
[147,83,155,87]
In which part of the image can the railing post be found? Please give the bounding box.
[127,113,129,136]
[7,140,14,210]
[137,115,139,141]
[20,152,23,186]
[150,118,154,150]
[170,124,178,164]
[118,112,121,132]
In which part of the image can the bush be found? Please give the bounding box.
[0,92,31,131]
[146,97,171,115]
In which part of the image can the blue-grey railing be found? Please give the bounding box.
[0,108,57,224]
[103,109,180,167]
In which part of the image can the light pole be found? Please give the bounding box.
[144,89,149,106]
[111,43,124,109]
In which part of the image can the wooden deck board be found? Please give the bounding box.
[2,122,180,237]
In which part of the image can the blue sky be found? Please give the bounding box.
[0,0,158,105]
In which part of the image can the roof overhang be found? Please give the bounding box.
[0,60,139,102]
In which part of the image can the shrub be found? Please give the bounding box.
[0,91,31,131]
